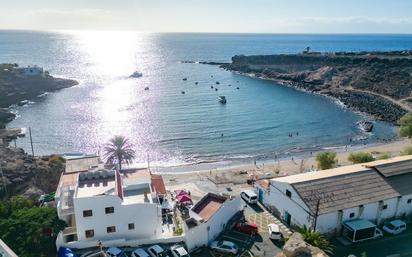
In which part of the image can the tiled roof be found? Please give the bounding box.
[292,169,400,215]
[191,193,227,221]
[151,174,166,194]
[367,156,412,177]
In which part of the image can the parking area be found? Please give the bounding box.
[192,200,285,257]
[333,227,412,257]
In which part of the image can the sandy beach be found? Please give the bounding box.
[160,138,412,200]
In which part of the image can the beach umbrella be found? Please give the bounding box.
[177,194,192,203]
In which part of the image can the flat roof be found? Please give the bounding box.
[191,193,227,221]
[65,155,100,173]
[344,219,376,230]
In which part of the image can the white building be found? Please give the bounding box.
[55,156,170,249]
[262,156,412,235]
[184,193,242,250]
[0,239,18,257]
[15,65,44,76]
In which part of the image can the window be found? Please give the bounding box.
[85,229,94,238]
[382,204,388,210]
[105,207,114,214]
[349,212,355,218]
[408,199,412,204]
[83,210,93,217]
[128,223,135,230]
[107,226,116,233]
[286,190,292,198]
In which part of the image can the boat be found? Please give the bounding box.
[130,71,143,78]
[358,120,373,132]
[216,81,220,85]
[228,84,232,87]
[144,87,149,90]
[183,78,188,81]
[211,85,214,89]
[181,91,185,94]
[215,88,218,91]
[17,127,26,137]
[218,96,227,104]
[195,82,198,85]
[236,87,240,90]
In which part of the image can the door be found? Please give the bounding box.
[258,188,264,202]
[284,211,291,226]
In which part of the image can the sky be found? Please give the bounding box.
[1,0,412,33]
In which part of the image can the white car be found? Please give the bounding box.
[170,245,190,257]
[268,223,282,240]
[210,240,238,254]
[132,248,150,257]
[148,245,170,257]
[383,219,407,235]
[241,190,258,204]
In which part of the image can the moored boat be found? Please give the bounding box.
[130,71,143,78]
[218,96,227,104]
[358,120,373,132]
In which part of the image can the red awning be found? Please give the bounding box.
[177,194,192,203]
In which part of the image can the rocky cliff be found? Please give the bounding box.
[222,51,412,122]
[0,147,64,200]
[0,63,78,124]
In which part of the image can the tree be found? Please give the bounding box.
[348,151,375,164]
[0,196,66,257]
[399,113,412,138]
[315,151,337,170]
[400,146,412,156]
[104,135,136,170]
[297,225,333,254]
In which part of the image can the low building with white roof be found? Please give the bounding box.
[263,155,412,234]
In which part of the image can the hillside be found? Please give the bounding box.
[222,51,412,122]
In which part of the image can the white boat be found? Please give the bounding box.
[130,71,143,78]
[218,96,227,104]
[17,127,26,137]
[358,120,373,132]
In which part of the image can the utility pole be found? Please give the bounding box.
[29,127,34,157]
[313,198,321,231]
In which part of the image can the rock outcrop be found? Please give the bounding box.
[276,233,328,257]
[0,63,78,124]
[222,51,412,122]
[0,146,65,200]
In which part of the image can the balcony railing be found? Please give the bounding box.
[62,226,77,236]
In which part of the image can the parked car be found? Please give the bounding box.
[268,223,282,240]
[170,245,190,257]
[106,247,128,257]
[148,245,170,257]
[241,190,258,204]
[375,227,383,238]
[235,221,258,234]
[383,219,407,235]
[210,240,238,254]
[132,248,150,257]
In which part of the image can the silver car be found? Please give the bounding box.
[210,240,238,254]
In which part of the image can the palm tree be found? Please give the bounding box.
[297,225,333,254]
[103,135,136,170]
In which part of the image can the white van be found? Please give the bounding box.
[383,219,407,235]
[241,190,258,204]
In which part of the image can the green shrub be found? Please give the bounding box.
[315,151,337,170]
[400,146,412,156]
[348,151,375,164]
[399,113,412,138]
[297,225,333,254]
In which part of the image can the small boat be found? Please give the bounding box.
[236,87,240,90]
[358,120,373,132]
[211,85,214,89]
[228,84,232,87]
[144,87,149,90]
[195,82,198,85]
[130,71,143,78]
[181,91,185,94]
[211,75,214,78]
[218,96,227,104]
[215,88,218,91]
[216,81,220,85]
[17,127,26,138]
[183,78,188,81]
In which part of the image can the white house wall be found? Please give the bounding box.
[397,194,412,216]
[73,195,162,242]
[267,181,312,228]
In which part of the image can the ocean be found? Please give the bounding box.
[2,31,412,170]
